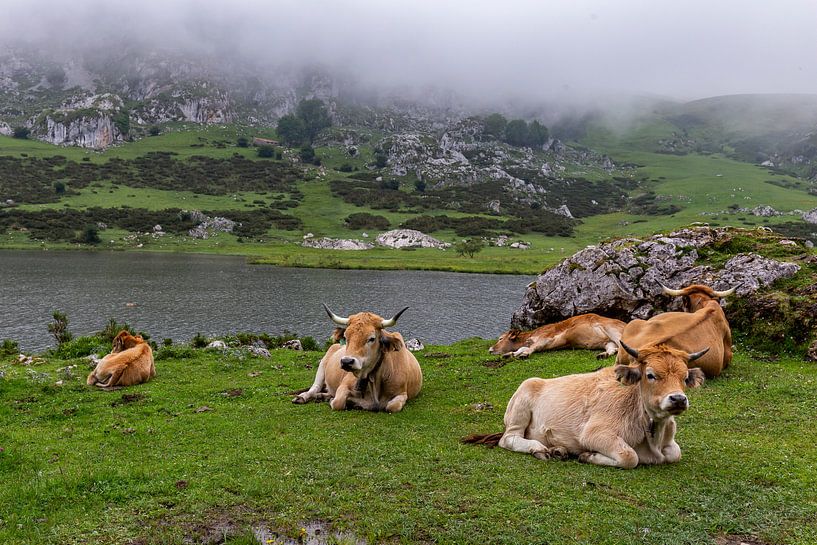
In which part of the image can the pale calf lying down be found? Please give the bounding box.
[489,313,626,359]
[87,331,155,389]
[292,305,422,413]
[464,342,706,468]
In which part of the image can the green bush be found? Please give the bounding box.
[0,339,19,356]
[345,212,390,230]
[51,335,109,359]
[191,333,209,348]
[48,310,72,346]
[300,336,320,351]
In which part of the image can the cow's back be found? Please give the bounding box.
[508,368,640,454]
[618,310,727,376]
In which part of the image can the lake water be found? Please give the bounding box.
[0,250,534,352]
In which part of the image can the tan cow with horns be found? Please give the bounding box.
[489,314,626,359]
[618,283,736,377]
[292,305,422,413]
[463,342,707,468]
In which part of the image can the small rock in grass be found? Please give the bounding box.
[194,406,213,413]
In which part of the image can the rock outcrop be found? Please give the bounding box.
[302,237,374,250]
[376,229,450,249]
[511,227,801,329]
[804,208,817,224]
[187,211,236,239]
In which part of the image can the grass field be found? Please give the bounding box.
[0,340,815,544]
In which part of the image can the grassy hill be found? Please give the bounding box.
[2,95,817,274]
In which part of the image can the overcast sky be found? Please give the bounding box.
[2,0,816,102]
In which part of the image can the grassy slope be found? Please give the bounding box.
[2,119,817,274]
[0,341,815,544]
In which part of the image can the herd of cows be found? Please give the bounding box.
[85,283,736,469]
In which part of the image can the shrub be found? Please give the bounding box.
[191,332,209,348]
[345,212,390,230]
[0,339,19,356]
[48,311,72,346]
[277,114,307,146]
[98,318,136,343]
[236,136,249,148]
[148,126,161,136]
[54,181,66,194]
[300,336,320,351]
[454,238,485,258]
[373,150,388,168]
[338,163,354,172]
[155,345,196,360]
[77,225,101,245]
[257,145,274,158]
[12,126,30,139]
[52,335,108,359]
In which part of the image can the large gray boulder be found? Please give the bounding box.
[376,229,450,249]
[511,227,800,329]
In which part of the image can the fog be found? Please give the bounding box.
[2,0,816,104]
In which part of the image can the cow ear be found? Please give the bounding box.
[686,368,705,388]
[380,331,403,352]
[614,364,642,385]
[331,328,346,343]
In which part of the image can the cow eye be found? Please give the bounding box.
[367,337,375,343]
[646,371,657,381]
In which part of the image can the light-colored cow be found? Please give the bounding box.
[489,314,626,359]
[292,305,422,413]
[463,342,707,468]
[87,331,155,389]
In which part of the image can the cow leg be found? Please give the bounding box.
[596,341,618,360]
[578,434,639,469]
[330,384,351,411]
[499,393,550,458]
[293,356,331,404]
[512,346,534,358]
[384,393,408,413]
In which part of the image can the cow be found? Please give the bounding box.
[463,342,707,468]
[87,330,155,389]
[292,304,422,413]
[489,314,626,359]
[618,283,736,377]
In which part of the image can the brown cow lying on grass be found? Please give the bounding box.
[619,283,736,377]
[87,331,155,389]
[489,314,626,359]
[464,341,706,468]
[292,305,423,413]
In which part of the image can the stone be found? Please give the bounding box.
[750,205,780,217]
[375,229,450,249]
[187,212,236,239]
[512,227,801,330]
[807,340,817,362]
[404,338,424,351]
[206,340,227,350]
[302,237,374,250]
[282,339,303,351]
[803,208,817,225]
[554,205,573,218]
[247,346,271,358]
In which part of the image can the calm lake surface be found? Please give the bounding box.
[0,250,533,352]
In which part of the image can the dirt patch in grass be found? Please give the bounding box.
[112,393,146,406]
[481,359,507,369]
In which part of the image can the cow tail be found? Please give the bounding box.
[461,432,504,447]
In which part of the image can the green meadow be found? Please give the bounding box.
[0,341,815,544]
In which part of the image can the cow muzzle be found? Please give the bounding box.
[662,392,689,414]
[340,356,360,372]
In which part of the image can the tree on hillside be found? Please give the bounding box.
[276,114,307,146]
[12,126,30,139]
[295,98,332,142]
[527,120,549,148]
[483,113,507,139]
[454,238,484,258]
[504,119,529,147]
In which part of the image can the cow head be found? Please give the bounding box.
[323,304,408,376]
[615,341,707,419]
[488,329,530,356]
[659,282,737,312]
[111,331,144,353]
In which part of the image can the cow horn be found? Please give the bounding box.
[712,285,738,298]
[322,303,349,326]
[658,282,686,297]
[381,306,409,328]
[687,347,710,362]
[619,340,639,360]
